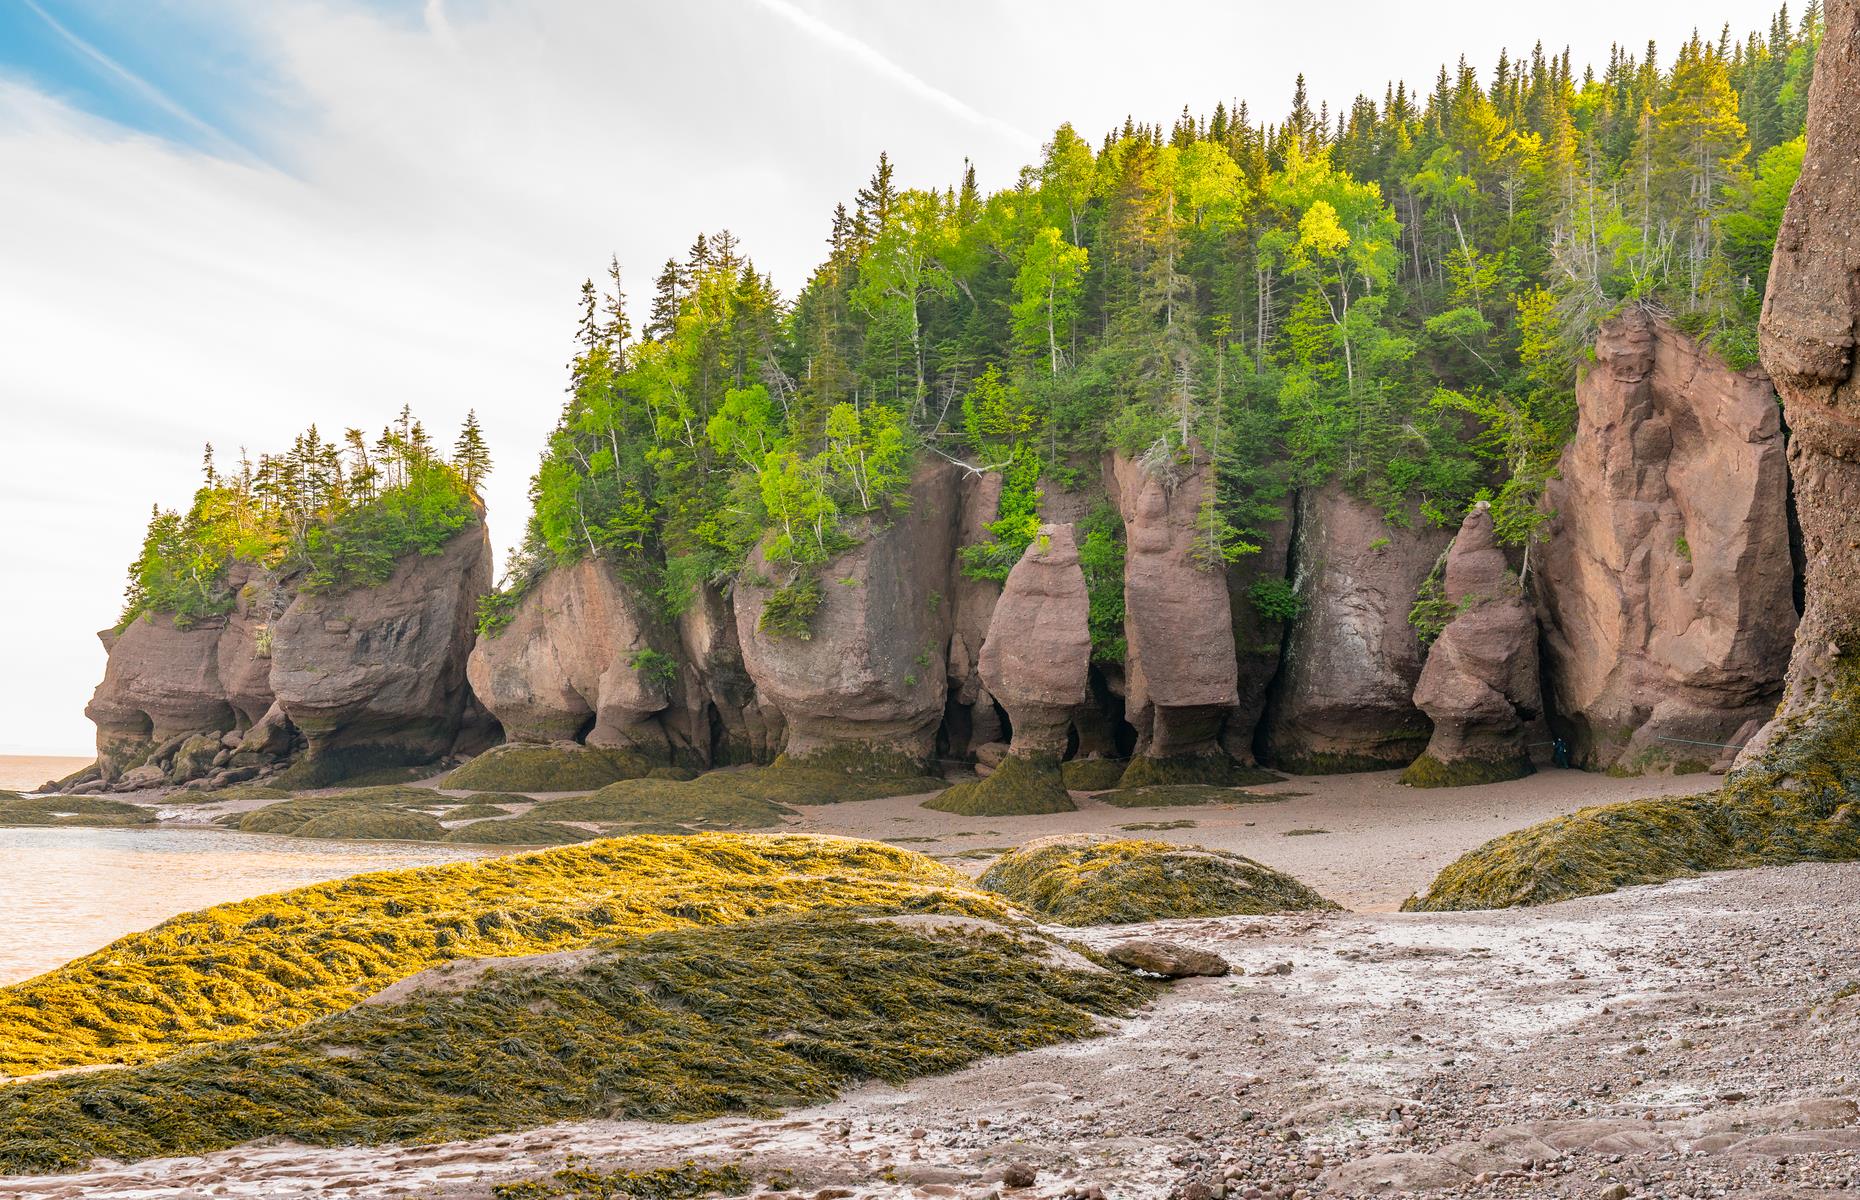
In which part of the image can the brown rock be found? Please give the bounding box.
[1106,940,1232,978]
[86,616,233,781]
[1747,0,1860,756]
[1264,485,1451,772]
[1537,309,1797,773]
[945,470,1006,759]
[466,556,681,753]
[1406,504,1541,785]
[978,524,1091,755]
[270,524,490,779]
[1222,498,1297,764]
[1110,449,1240,769]
[734,462,959,765]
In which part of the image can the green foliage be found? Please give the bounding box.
[629,648,680,688]
[980,838,1337,925]
[1407,554,1457,644]
[0,910,1148,1174]
[119,412,482,628]
[757,575,823,639]
[0,834,1014,1077]
[1075,503,1127,662]
[1247,577,1304,624]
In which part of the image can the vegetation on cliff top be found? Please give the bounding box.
[981,837,1337,925]
[0,912,1149,1175]
[477,8,1814,642]
[0,834,1012,1077]
[120,407,489,629]
[1406,663,1860,910]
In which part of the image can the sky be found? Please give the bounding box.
[0,0,1786,756]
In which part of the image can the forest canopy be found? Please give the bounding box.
[119,408,489,629]
[488,6,1815,647]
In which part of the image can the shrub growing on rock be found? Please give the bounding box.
[980,837,1337,925]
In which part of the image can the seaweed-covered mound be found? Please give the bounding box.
[1399,753,1533,789]
[0,794,154,828]
[443,743,654,792]
[1406,669,1860,911]
[443,817,592,846]
[980,837,1337,926]
[0,834,1012,1077]
[923,754,1076,816]
[439,800,518,820]
[218,786,448,837]
[0,913,1148,1175]
[291,808,449,841]
[1059,758,1127,792]
[532,775,797,832]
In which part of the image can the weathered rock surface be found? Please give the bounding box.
[944,470,1005,758]
[269,525,491,779]
[1111,450,1239,775]
[466,557,678,753]
[734,462,960,765]
[1104,939,1231,978]
[1405,503,1541,786]
[1264,486,1451,773]
[1536,309,1797,773]
[1745,0,1860,761]
[977,524,1091,755]
[1222,499,1297,765]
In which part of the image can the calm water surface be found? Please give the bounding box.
[0,827,498,985]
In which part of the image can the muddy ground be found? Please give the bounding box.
[8,856,1856,1200]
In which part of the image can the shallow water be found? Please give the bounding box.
[0,826,497,985]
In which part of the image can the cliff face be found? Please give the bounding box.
[1536,310,1797,772]
[732,462,961,766]
[1751,0,1860,743]
[86,525,490,788]
[1262,485,1450,773]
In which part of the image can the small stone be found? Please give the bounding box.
[1002,1163,1038,1190]
[1597,1186,1631,1200]
[1107,940,1232,979]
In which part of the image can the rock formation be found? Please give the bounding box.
[733,462,960,768]
[1745,0,1860,760]
[942,470,1005,758]
[1536,309,1797,773]
[926,524,1092,816]
[267,524,492,782]
[1263,486,1451,772]
[86,525,490,789]
[1110,450,1241,784]
[466,557,681,752]
[1221,501,1297,765]
[1404,503,1542,787]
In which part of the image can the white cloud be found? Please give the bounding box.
[0,0,1783,754]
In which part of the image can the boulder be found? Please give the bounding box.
[734,462,959,767]
[1263,485,1451,773]
[466,556,680,753]
[977,524,1092,755]
[167,733,224,785]
[270,524,491,781]
[1404,504,1542,786]
[1105,939,1232,978]
[1110,449,1240,781]
[1743,0,1860,761]
[1536,309,1797,773]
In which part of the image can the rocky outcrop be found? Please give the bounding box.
[269,525,492,782]
[1536,309,1797,773]
[1222,499,1297,764]
[1263,486,1451,773]
[733,462,960,767]
[977,523,1092,755]
[1745,0,1860,760]
[466,557,679,751]
[1404,504,1542,786]
[674,581,773,765]
[1111,450,1240,782]
[943,470,1005,758]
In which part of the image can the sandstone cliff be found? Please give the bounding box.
[1536,310,1797,773]
[1262,486,1450,773]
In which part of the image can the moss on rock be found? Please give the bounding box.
[291,808,450,841]
[443,744,655,793]
[1399,753,1534,788]
[219,787,448,837]
[1094,784,1283,808]
[1117,755,1280,789]
[0,794,154,828]
[980,837,1337,925]
[532,775,798,831]
[0,911,1148,1175]
[1272,743,1429,775]
[442,817,591,846]
[0,833,1015,1077]
[1406,666,1860,911]
[922,754,1076,816]
[1059,758,1128,792]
